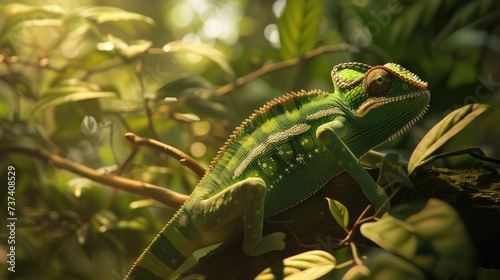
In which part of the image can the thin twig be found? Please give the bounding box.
[415,146,500,171]
[124,132,206,177]
[135,54,161,140]
[0,147,189,208]
[339,184,402,247]
[116,145,139,176]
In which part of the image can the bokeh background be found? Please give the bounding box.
[0,0,499,279]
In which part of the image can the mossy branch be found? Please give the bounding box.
[177,166,500,279]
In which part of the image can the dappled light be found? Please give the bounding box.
[0,0,499,279]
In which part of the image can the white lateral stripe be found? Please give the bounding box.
[234,123,311,177]
[306,108,345,120]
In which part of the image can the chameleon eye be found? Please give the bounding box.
[363,68,393,97]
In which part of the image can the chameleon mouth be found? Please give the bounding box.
[354,91,430,117]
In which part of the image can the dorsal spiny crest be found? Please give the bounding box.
[332,62,372,89]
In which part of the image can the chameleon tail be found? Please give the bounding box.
[125,211,198,280]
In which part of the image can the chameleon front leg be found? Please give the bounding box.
[316,117,390,214]
[192,177,286,256]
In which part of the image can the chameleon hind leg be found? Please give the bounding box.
[192,177,286,256]
[316,117,390,214]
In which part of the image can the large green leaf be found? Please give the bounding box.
[34,91,116,114]
[408,103,488,173]
[256,250,336,280]
[3,19,63,41]
[370,254,425,280]
[163,41,235,80]
[1,3,65,38]
[277,0,322,59]
[360,198,475,279]
[34,80,116,113]
[3,3,65,17]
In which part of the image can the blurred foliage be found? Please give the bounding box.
[258,198,475,280]
[0,0,498,279]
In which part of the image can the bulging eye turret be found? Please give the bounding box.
[363,68,393,97]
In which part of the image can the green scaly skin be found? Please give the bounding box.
[125,62,430,279]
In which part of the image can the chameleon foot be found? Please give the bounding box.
[244,231,286,256]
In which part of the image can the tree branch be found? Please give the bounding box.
[213,43,361,96]
[124,132,206,177]
[178,165,500,279]
[0,147,189,208]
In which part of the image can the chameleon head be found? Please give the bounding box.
[331,62,430,144]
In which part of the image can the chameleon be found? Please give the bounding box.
[125,62,430,279]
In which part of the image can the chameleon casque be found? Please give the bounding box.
[126,62,430,279]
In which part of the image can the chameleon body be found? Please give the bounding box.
[126,62,430,279]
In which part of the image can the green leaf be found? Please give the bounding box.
[4,18,62,35]
[3,3,65,17]
[360,198,475,279]
[156,75,213,99]
[277,0,322,59]
[113,219,148,231]
[156,75,228,118]
[435,0,498,45]
[76,6,154,25]
[104,35,152,59]
[172,113,200,123]
[325,198,349,231]
[130,199,157,209]
[256,250,336,280]
[163,41,235,80]
[1,3,65,37]
[34,80,117,114]
[360,212,420,260]
[408,103,488,173]
[370,254,425,280]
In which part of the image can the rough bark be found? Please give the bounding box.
[178,165,500,280]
